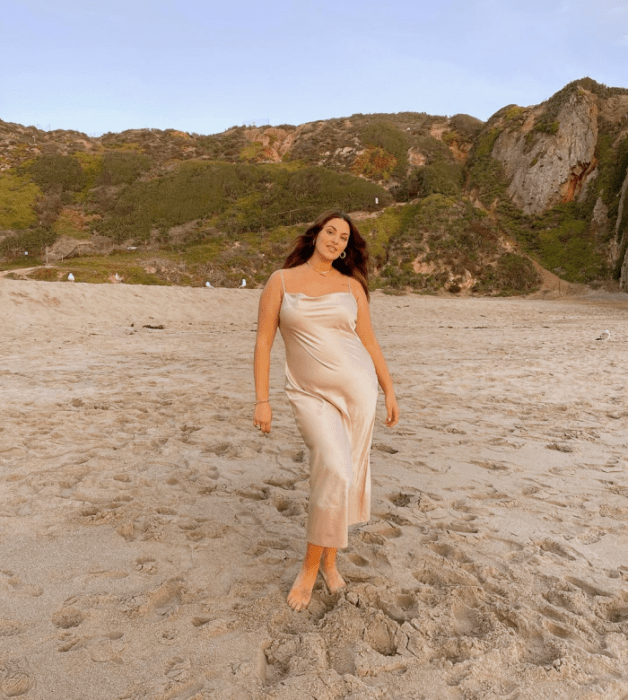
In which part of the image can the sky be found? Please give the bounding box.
[2,0,627,137]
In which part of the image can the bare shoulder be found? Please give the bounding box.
[266,268,288,290]
[347,275,367,301]
[260,270,284,304]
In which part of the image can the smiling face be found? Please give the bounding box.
[313,217,350,262]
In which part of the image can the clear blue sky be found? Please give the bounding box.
[2,0,626,136]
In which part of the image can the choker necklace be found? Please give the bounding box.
[306,260,333,276]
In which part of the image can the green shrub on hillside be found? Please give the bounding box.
[465,127,508,203]
[197,129,247,161]
[0,227,57,258]
[73,152,104,195]
[28,154,86,193]
[217,166,392,233]
[605,136,628,226]
[240,141,273,163]
[352,146,398,181]
[0,173,40,229]
[410,159,462,199]
[536,212,608,283]
[449,114,484,140]
[392,135,463,202]
[359,121,409,178]
[97,151,152,186]
[357,207,407,267]
[94,161,391,241]
[495,254,539,294]
[375,195,539,294]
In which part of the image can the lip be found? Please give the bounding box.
[327,246,337,253]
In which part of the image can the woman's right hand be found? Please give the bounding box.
[253,402,272,434]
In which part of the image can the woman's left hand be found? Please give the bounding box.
[384,394,399,428]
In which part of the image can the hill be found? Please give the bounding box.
[1,77,627,294]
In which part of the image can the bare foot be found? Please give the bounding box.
[320,565,346,594]
[287,565,319,611]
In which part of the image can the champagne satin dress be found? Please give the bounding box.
[278,269,378,549]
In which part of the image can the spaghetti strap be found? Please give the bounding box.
[279,269,286,293]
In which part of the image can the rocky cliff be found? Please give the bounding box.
[491,90,599,215]
[466,79,628,290]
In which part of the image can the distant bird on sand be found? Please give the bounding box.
[595,330,611,341]
[205,281,213,288]
[67,273,75,282]
[239,279,247,288]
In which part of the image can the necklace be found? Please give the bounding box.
[306,260,333,276]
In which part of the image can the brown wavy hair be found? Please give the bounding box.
[283,210,370,300]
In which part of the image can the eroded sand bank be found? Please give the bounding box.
[1,279,628,699]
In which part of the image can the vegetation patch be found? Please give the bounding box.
[52,207,94,239]
[0,173,40,229]
[97,151,152,186]
[392,135,463,202]
[67,153,103,203]
[357,207,407,268]
[93,161,390,242]
[0,227,57,258]
[240,141,274,163]
[352,146,398,181]
[27,154,87,195]
[374,195,539,294]
[535,207,608,283]
[28,267,60,281]
[359,121,409,178]
[448,114,484,141]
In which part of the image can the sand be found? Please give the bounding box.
[1,278,627,700]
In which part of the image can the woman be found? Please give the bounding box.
[253,210,399,612]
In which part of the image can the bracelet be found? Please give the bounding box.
[254,399,269,405]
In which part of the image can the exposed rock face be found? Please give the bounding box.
[241,127,295,162]
[591,195,610,253]
[617,164,628,291]
[621,253,628,291]
[492,91,599,215]
[45,235,114,262]
[407,147,426,167]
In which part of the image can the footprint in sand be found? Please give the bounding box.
[136,556,158,574]
[57,630,124,655]
[264,473,301,490]
[0,620,23,637]
[270,491,307,518]
[534,539,582,562]
[120,579,183,620]
[575,527,607,545]
[387,492,419,508]
[0,658,34,697]
[472,460,511,472]
[428,541,473,564]
[373,443,399,454]
[358,521,403,545]
[51,605,85,629]
[237,484,306,518]
[546,442,575,453]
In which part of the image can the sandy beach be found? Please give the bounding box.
[1,278,628,700]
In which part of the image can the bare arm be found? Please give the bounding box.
[253,271,283,433]
[352,279,399,427]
